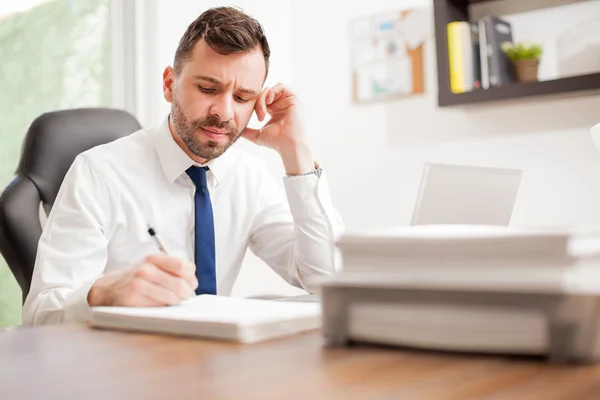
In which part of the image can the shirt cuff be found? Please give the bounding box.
[283,171,331,220]
[62,279,97,323]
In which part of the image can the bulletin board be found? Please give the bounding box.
[349,8,431,104]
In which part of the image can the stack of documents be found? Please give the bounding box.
[320,225,600,363]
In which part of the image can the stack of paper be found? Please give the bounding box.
[320,224,600,363]
[347,302,548,354]
[334,225,595,291]
[89,295,321,343]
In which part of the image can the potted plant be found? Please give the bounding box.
[501,42,543,82]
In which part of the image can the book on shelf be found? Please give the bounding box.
[447,15,516,93]
[447,21,473,93]
[480,15,517,88]
[470,21,482,90]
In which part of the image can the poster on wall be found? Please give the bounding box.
[349,7,431,103]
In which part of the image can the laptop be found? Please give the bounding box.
[410,162,523,226]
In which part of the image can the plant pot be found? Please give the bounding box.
[513,59,539,82]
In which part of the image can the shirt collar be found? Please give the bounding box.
[152,115,232,187]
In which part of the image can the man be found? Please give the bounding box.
[22,6,344,326]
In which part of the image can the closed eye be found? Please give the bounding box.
[198,86,216,93]
[234,95,249,103]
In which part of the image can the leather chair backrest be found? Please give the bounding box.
[0,108,141,301]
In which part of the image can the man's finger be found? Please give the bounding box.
[134,264,196,300]
[125,278,180,306]
[266,83,285,105]
[267,83,295,104]
[267,95,296,112]
[145,253,195,283]
[256,86,270,121]
[121,291,162,307]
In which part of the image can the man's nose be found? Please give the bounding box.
[209,94,234,122]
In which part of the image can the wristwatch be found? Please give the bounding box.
[287,161,322,178]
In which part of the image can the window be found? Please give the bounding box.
[0,0,116,327]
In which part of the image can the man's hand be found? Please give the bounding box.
[88,254,198,307]
[242,83,315,175]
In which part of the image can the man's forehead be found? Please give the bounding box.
[185,40,266,89]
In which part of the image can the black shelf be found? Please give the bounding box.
[439,72,600,106]
[463,0,503,4]
[433,0,600,107]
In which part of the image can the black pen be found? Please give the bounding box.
[148,225,169,254]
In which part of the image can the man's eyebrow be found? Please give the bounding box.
[193,75,220,84]
[193,75,259,96]
[238,87,259,96]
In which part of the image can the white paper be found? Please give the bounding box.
[356,65,375,101]
[352,42,376,67]
[92,294,321,325]
[399,7,433,49]
[387,56,413,94]
[356,56,412,101]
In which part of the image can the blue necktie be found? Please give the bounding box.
[185,166,216,295]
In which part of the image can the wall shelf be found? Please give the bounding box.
[439,72,600,106]
[433,0,600,107]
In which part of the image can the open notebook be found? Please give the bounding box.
[88,295,322,343]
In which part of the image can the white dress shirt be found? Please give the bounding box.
[22,116,345,326]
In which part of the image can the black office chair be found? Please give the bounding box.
[0,108,141,302]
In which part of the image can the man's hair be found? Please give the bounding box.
[173,6,270,77]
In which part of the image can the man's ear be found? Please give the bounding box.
[163,66,176,102]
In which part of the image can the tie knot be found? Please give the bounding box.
[186,166,209,188]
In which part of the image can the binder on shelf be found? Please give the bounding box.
[479,15,516,88]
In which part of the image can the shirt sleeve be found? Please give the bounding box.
[247,165,345,293]
[22,154,110,326]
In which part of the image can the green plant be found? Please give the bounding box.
[501,42,543,61]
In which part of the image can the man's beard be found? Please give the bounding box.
[170,97,242,160]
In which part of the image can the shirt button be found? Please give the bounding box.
[303,194,310,201]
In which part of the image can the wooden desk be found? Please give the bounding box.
[2,324,600,400]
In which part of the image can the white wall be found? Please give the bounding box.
[146,0,600,297]
[289,0,600,231]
